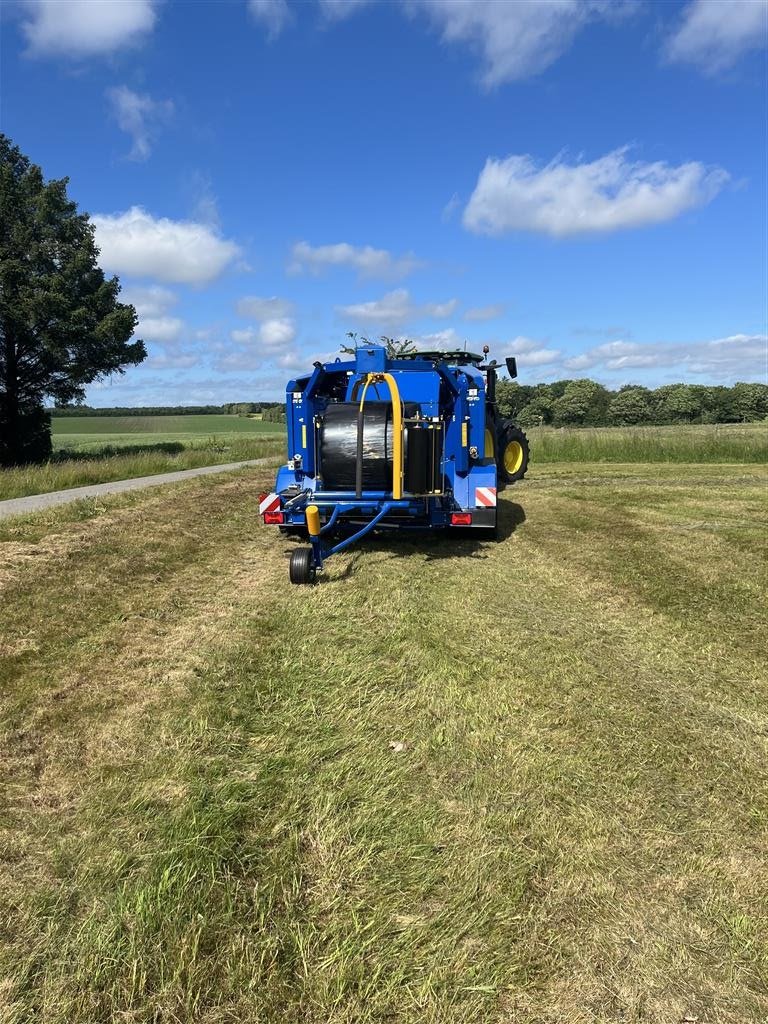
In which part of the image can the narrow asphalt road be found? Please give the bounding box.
[0,457,276,521]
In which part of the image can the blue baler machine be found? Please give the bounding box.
[259,343,529,583]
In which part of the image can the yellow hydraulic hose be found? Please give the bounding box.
[357,371,404,499]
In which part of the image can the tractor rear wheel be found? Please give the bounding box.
[497,422,530,485]
[289,547,317,585]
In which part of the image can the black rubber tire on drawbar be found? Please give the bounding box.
[289,547,316,585]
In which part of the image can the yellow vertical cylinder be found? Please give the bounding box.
[306,504,321,536]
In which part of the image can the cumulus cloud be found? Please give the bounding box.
[137,317,184,344]
[107,86,173,161]
[408,0,620,88]
[564,334,767,378]
[145,351,199,370]
[92,206,241,285]
[411,328,464,350]
[119,285,184,344]
[21,0,156,57]
[665,0,767,74]
[289,241,422,280]
[260,318,297,347]
[463,147,729,237]
[236,295,294,319]
[337,288,458,325]
[464,303,506,322]
[120,284,177,319]
[225,318,297,371]
[501,336,562,366]
[248,0,293,38]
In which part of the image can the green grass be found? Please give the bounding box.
[53,414,280,439]
[0,461,766,1022]
[51,414,282,453]
[0,436,286,501]
[528,421,767,463]
[0,413,285,501]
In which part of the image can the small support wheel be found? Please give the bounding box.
[289,547,317,585]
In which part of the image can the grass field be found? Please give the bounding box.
[528,421,767,463]
[1,460,766,1022]
[52,415,281,451]
[0,416,285,501]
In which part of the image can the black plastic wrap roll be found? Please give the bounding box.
[319,401,419,491]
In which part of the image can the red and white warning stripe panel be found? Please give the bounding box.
[259,492,281,515]
[475,486,497,508]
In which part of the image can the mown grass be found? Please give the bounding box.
[1,461,766,1023]
[0,435,285,501]
[529,421,767,463]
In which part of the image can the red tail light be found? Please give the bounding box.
[264,511,284,525]
[451,512,472,526]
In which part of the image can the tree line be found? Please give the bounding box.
[496,379,768,427]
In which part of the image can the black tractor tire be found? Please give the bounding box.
[497,422,530,485]
[289,547,317,585]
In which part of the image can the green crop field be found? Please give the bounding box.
[52,414,282,450]
[1,457,766,1023]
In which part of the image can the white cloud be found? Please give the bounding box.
[289,241,422,280]
[21,0,156,57]
[463,147,729,237]
[501,336,562,366]
[225,318,297,371]
[411,328,463,350]
[145,352,199,370]
[231,328,259,344]
[137,316,184,344]
[464,303,506,322]
[236,295,294,320]
[260,318,297,347]
[408,0,619,88]
[120,284,177,318]
[665,0,767,74]
[337,288,458,325]
[248,0,292,38]
[564,334,767,378]
[107,86,173,161]
[120,285,184,344]
[232,320,296,349]
[92,206,241,285]
[441,192,462,223]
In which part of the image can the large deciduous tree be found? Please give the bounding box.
[552,379,610,426]
[0,134,145,465]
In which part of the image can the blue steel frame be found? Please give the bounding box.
[271,344,499,571]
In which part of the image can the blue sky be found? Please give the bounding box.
[1,0,766,405]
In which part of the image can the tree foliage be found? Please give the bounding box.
[341,333,417,358]
[497,378,767,427]
[0,134,145,464]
